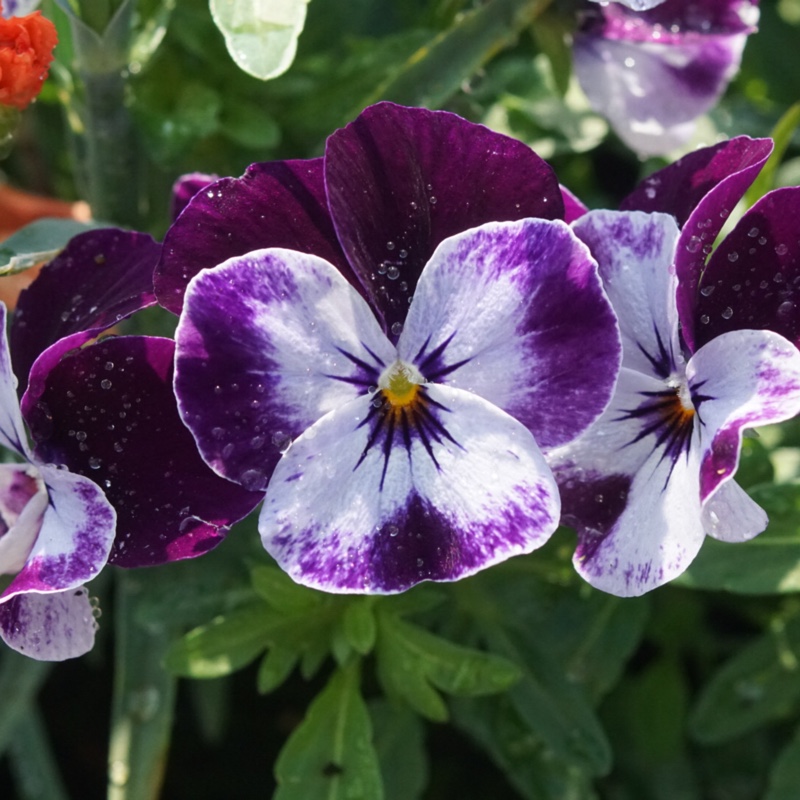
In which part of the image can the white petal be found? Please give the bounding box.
[702,480,767,543]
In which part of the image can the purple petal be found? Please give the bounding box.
[24,336,262,567]
[261,387,559,593]
[690,187,800,351]
[689,329,800,502]
[155,159,354,314]
[397,219,621,448]
[572,211,681,379]
[325,102,563,336]
[0,587,97,661]
[621,136,772,225]
[175,249,394,492]
[561,185,588,224]
[11,229,160,394]
[3,465,115,597]
[171,172,218,221]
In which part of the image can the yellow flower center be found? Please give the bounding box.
[379,361,424,407]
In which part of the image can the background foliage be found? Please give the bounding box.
[3,0,800,797]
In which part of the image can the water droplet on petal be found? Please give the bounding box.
[721,307,734,320]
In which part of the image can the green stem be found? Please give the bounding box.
[108,570,178,800]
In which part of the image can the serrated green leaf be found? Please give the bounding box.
[210,0,310,81]
[164,603,278,678]
[257,645,298,694]
[274,662,384,800]
[342,599,377,656]
[370,700,428,800]
[452,693,597,800]
[0,219,106,275]
[251,564,322,613]
[681,484,800,594]
[765,720,800,800]
[689,614,800,744]
[375,612,520,723]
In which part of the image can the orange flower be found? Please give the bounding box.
[0,6,57,110]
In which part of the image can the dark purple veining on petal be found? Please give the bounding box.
[558,471,632,566]
[692,187,800,351]
[325,102,563,337]
[25,336,261,568]
[354,387,462,489]
[155,159,354,314]
[11,228,160,394]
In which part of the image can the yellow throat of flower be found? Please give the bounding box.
[379,360,424,407]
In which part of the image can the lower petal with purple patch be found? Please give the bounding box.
[702,479,766,543]
[2,465,115,598]
[0,586,97,660]
[260,385,559,593]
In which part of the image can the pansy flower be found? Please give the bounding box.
[13,229,262,573]
[166,103,621,592]
[574,0,759,155]
[0,300,115,660]
[551,137,800,596]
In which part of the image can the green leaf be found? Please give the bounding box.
[342,598,377,656]
[210,0,310,81]
[681,484,800,594]
[0,219,105,275]
[689,613,800,744]
[765,721,800,800]
[274,661,384,800]
[745,101,800,206]
[257,644,298,694]
[370,700,428,800]
[530,9,574,97]
[375,611,520,723]
[452,694,597,800]
[251,564,323,613]
[164,602,279,678]
[367,0,545,108]
[0,651,51,756]
[9,706,69,800]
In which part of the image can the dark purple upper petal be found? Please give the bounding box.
[155,159,354,314]
[10,228,160,394]
[690,187,800,351]
[621,136,771,225]
[324,102,564,336]
[23,336,262,567]
[170,172,219,221]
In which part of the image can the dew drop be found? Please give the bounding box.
[386,266,400,280]
[391,322,403,336]
[776,243,789,256]
[398,249,408,259]
[386,241,395,251]
[88,457,102,469]
[700,314,710,324]
[748,227,760,238]
[721,307,734,320]
[685,236,702,253]
[101,379,112,390]
[700,285,715,297]
[76,431,87,442]
[240,469,266,491]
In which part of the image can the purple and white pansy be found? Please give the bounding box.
[574,0,759,155]
[0,301,115,660]
[552,137,800,596]
[174,219,621,593]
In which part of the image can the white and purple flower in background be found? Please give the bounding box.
[574,0,760,155]
[0,301,115,661]
[165,102,622,593]
[552,136,800,596]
